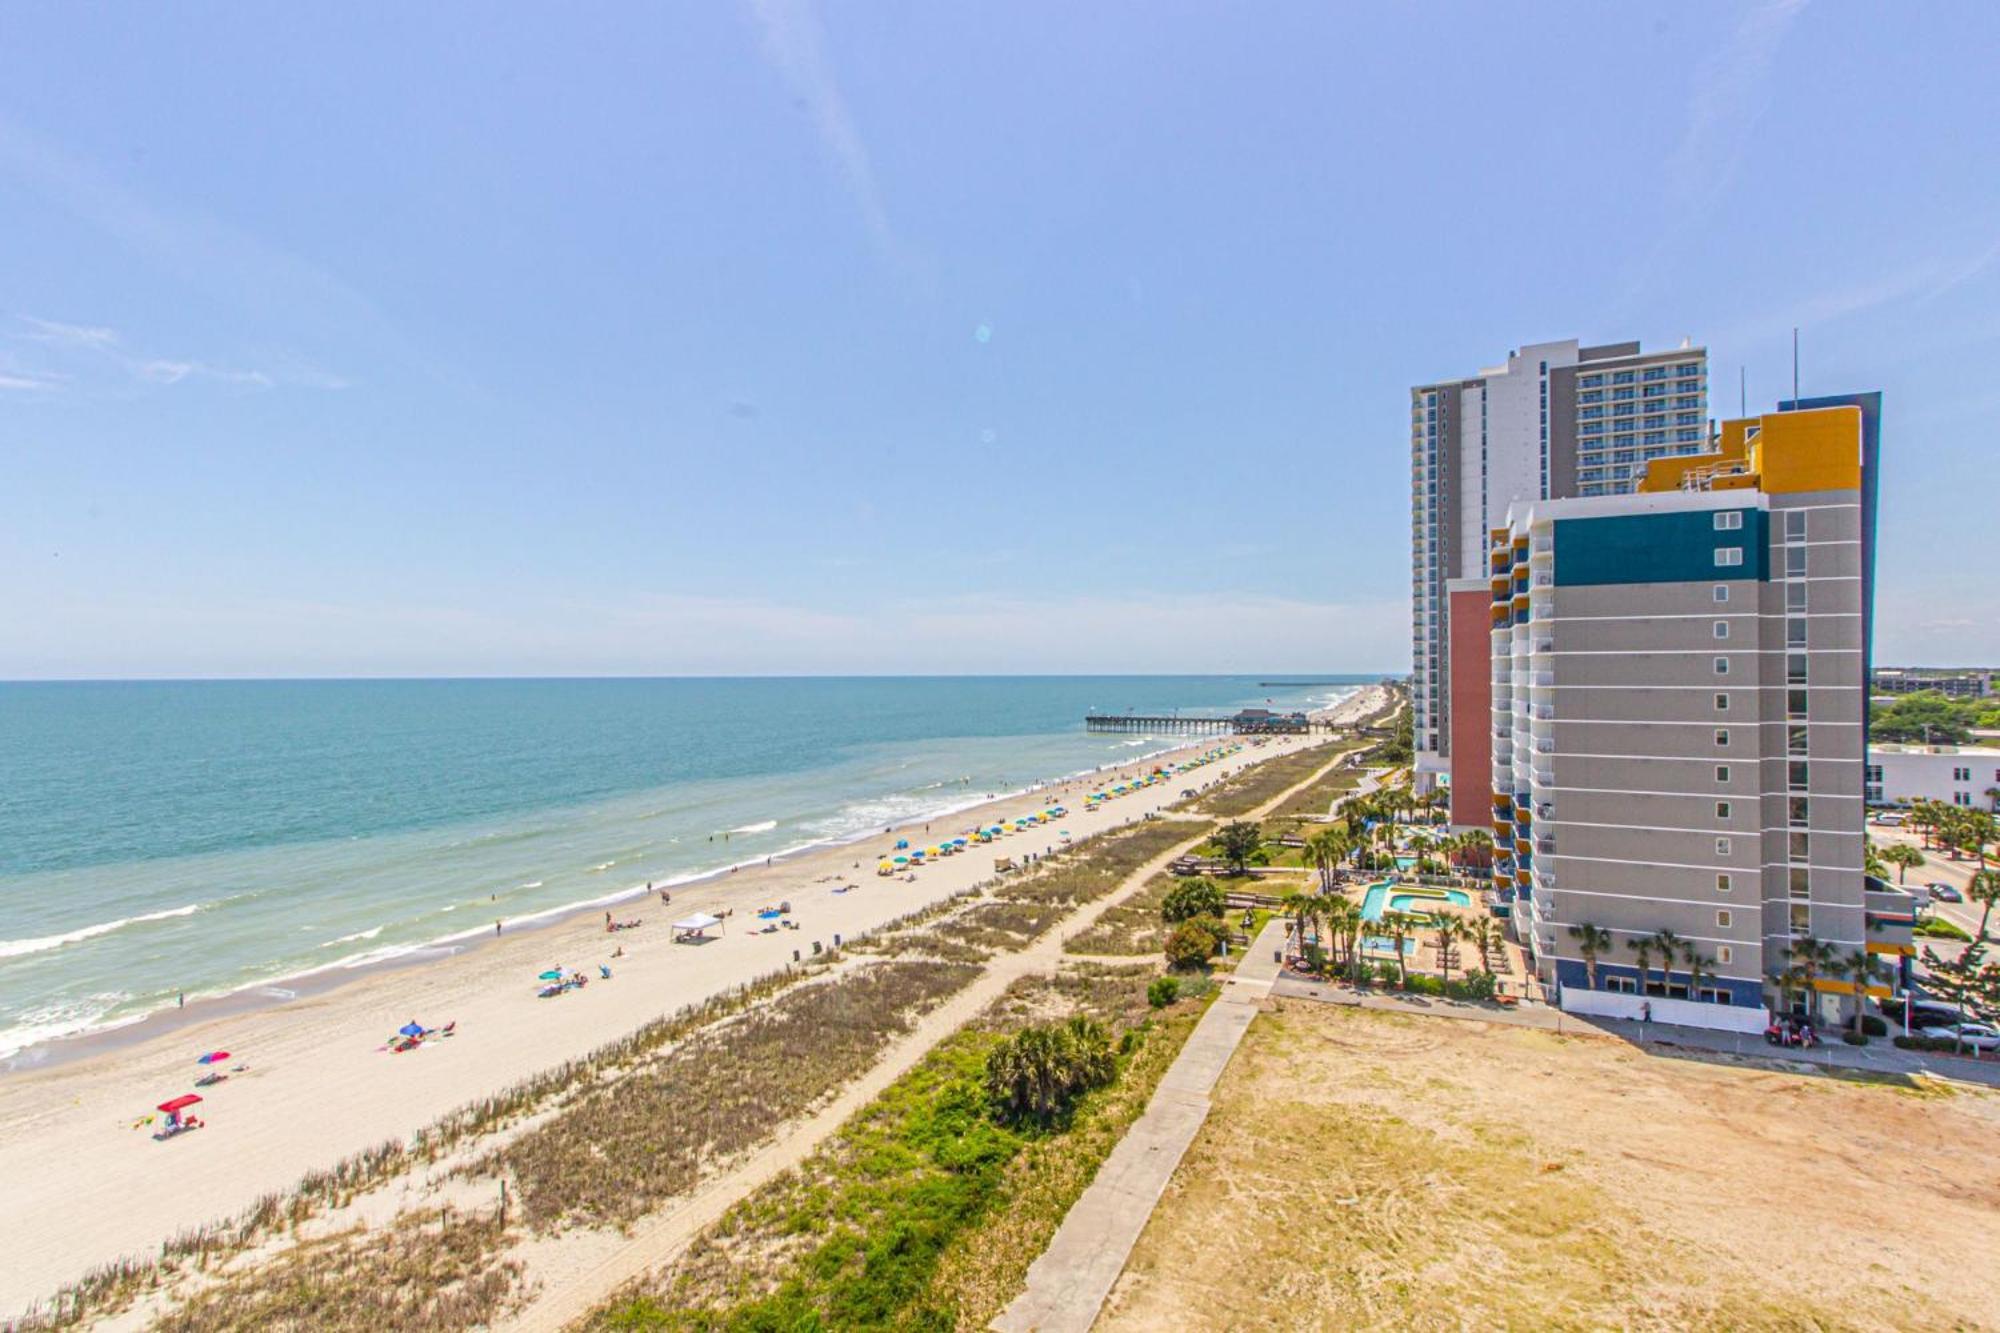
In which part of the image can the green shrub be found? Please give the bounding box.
[1402,974,1443,996]
[984,1016,1117,1126]
[1161,876,1225,924]
[1861,1014,1888,1036]
[1165,921,1219,970]
[1452,970,1498,1001]
[1147,976,1180,1009]
[1915,917,1972,941]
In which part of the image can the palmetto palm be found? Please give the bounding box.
[1434,917,1464,987]
[1786,935,1839,1020]
[1680,942,1712,1003]
[1627,937,1654,997]
[1382,910,1416,986]
[1837,948,1885,1039]
[1648,929,1686,996]
[1567,922,1612,991]
[1305,828,1352,892]
[1879,843,1924,885]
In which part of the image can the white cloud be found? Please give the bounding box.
[18,316,119,348]
[745,0,901,265]
[10,313,333,394]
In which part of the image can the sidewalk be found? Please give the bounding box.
[992,919,1288,1333]
[1267,972,2000,1088]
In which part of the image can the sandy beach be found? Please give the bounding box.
[0,688,1383,1318]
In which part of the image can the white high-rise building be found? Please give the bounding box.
[1411,338,1708,825]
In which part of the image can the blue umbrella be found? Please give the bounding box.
[398,1021,425,1038]
[538,969,564,981]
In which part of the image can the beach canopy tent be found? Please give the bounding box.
[672,912,723,942]
[157,1094,202,1115]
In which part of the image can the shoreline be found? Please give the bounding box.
[0,686,1385,1318]
[0,720,1306,1076]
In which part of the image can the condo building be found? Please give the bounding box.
[1487,393,1913,1032]
[1411,338,1708,829]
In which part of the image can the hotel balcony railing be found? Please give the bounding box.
[1531,671,1555,688]
[1535,802,1554,820]
[1530,705,1555,720]
[1533,738,1555,754]
[1532,638,1555,654]
[1536,839,1556,856]
[1531,768,1554,787]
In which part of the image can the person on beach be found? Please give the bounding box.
[495,920,502,936]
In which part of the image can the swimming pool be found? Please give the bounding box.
[1359,881,1472,921]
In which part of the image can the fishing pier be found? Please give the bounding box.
[1084,708,1314,736]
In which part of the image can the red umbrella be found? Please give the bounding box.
[196,1051,230,1065]
[157,1094,202,1114]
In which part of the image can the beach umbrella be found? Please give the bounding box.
[157,1094,202,1114]
[538,969,564,980]
[398,1022,425,1038]
[196,1051,230,1065]
[893,855,909,864]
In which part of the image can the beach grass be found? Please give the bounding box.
[587,969,1203,1331]
[493,959,978,1232]
[1183,745,1341,818]
[1061,871,1174,957]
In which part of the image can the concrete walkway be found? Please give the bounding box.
[992,918,1288,1333]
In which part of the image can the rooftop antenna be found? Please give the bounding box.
[1791,327,1800,407]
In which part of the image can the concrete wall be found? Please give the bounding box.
[1560,985,1769,1034]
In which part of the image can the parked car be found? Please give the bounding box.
[1929,882,1964,902]
[1918,1023,2000,1052]
[1900,1002,1964,1030]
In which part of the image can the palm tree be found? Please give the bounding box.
[1281,888,1315,964]
[1434,917,1464,988]
[1382,910,1416,987]
[1467,915,1497,974]
[1785,935,1838,1022]
[1567,922,1612,991]
[1627,936,1654,997]
[1680,942,1712,1004]
[1966,868,2000,945]
[1305,828,1351,892]
[1836,948,1885,1040]
[1648,929,1686,997]
[1879,843,1925,885]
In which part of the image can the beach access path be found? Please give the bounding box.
[0,689,1383,1321]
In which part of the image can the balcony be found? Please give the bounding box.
[1532,638,1555,654]
[1530,704,1555,721]
[1533,738,1555,754]
[1531,768,1554,787]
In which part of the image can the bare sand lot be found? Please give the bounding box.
[1099,1001,2000,1332]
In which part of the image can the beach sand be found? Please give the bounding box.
[0,688,1384,1317]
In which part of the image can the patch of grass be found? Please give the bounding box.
[1192,746,1342,818]
[493,960,978,1232]
[1063,872,1175,957]
[151,1207,523,1333]
[592,977,1201,1332]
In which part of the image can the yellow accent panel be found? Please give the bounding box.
[1751,406,1861,494]
[1867,941,1915,956]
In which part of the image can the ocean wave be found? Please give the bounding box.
[518,881,543,890]
[0,992,139,1063]
[320,925,383,948]
[589,861,616,872]
[725,820,778,835]
[0,903,206,961]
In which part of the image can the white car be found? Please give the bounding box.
[1919,1023,2000,1052]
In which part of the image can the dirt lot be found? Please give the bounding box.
[1098,1002,2000,1332]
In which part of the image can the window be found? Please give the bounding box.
[1789,760,1810,790]
[1787,619,1807,646]
[1790,904,1811,932]
[1714,656,1730,675]
[1784,510,1807,540]
[1789,831,1808,861]
[1715,765,1731,783]
[1715,837,1732,856]
[1786,582,1807,612]
[1789,795,1809,826]
[1788,688,1809,718]
[1952,765,1971,782]
[1790,867,1811,898]
[1787,653,1809,684]
[1715,547,1743,567]
[1788,725,1808,755]
[1717,946,1734,965]
[1716,910,1732,928]
[1715,693,1730,711]
[1716,801,1732,819]
[1786,546,1807,577]
[1713,585,1730,603]
[1716,873,1732,893]
[1714,621,1730,640]
[1714,729,1730,747]
[1606,975,1638,995]
[1713,511,1743,530]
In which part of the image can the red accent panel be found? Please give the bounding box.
[1447,588,1493,828]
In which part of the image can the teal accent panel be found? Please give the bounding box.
[1553,508,1767,586]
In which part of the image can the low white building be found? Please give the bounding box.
[1865,744,2000,809]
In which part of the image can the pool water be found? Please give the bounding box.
[1358,881,1472,921]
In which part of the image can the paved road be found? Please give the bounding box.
[992,918,1288,1333]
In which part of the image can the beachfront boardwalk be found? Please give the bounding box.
[992,916,1288,1333]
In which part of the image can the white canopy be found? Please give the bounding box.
[671,912,722,935]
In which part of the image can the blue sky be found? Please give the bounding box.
[3,2,1996,678]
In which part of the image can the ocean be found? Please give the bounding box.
[0,676,1366,1060]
